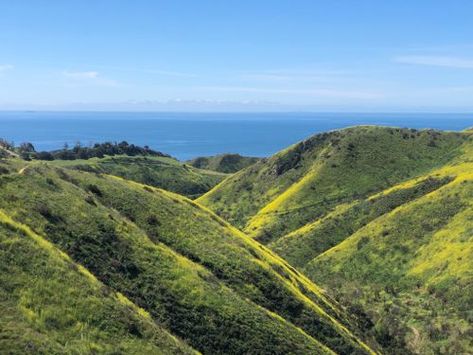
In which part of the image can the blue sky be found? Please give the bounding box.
[1,1,473,111]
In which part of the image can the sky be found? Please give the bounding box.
[1,0,473,112]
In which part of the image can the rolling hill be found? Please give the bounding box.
[0,158,374,354]
[199,126,473,353]
[305,146,473,353]
[2,125,472,354]
[187,153,260,173]
[0,210,195,354]
[198,126,468,243]
[50,155,227,198]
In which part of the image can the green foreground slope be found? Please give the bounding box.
[0,210,195,354]
[51,155,227,198]
[0,160,374,354]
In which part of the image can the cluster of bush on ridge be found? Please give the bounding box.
[0,139,169,161]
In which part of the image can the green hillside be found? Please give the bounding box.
[2,126,472,354]
[0,159,374,354]
[187,153,260,173]
[198,126,467,243]
[271,174,453,268]
[199,126,473,354]
[0,211,195,354]
[305,148,473,353]
[50,155,227,198]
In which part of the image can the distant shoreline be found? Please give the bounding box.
[1,111,471,160]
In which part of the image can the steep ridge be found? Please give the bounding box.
[51,155,227,198]
[271,175,453,268]
[198,126,468,244]
[0,210,195,354]
[0,160,374,354]
[197,126,473,353]
[304,149,473,353]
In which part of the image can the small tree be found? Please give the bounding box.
[19,142,35,152]
[18,142,36,160]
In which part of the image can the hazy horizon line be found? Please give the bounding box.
[0,109,471,115]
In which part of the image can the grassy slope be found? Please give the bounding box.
[0,160,374,354]
[187,153,260,173]
[51,155,227,198]
[197,126,473,353]
[198,127,467,244]
[271,175,453,268]
[0,210,195,354]
[303,138,473,353]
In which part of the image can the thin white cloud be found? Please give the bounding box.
[62,70,118,86]
[395,55,473,69]
[240,69,352,83]
[63,70,99,79]
[89,65,198,78]
[0,64,13,73]
[196,86,383,100]
[137,69,198,78]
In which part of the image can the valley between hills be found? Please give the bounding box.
[1,125,472,354]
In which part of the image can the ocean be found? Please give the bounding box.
[0,111,471,160]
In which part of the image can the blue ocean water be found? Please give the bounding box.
[0,111,471,160]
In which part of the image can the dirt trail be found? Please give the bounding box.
[18,166,28,175]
